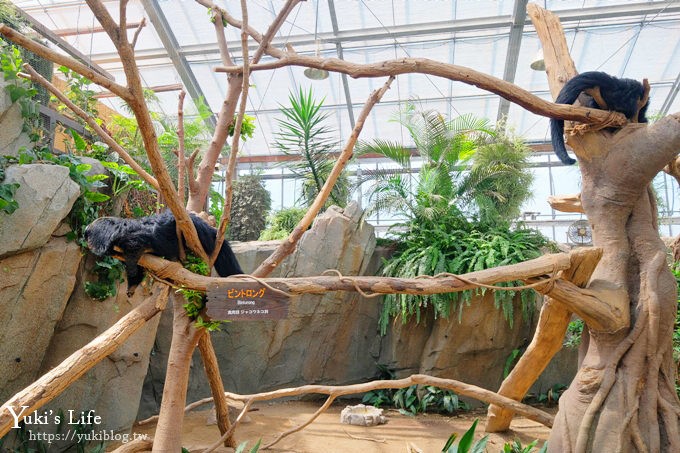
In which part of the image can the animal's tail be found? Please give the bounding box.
[550,118,577,165]
[192,216,244,276]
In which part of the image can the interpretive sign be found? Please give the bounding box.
[206,281,290,321]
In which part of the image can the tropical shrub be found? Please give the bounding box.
[226,174,272,241]
[259,207,307,240]
[361,103,547,332]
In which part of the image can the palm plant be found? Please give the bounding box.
[357,102,496,227]
[275,87,349,208]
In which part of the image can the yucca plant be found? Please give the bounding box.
[275,87,349,208]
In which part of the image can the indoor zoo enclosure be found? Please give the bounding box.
[0,1,679,452]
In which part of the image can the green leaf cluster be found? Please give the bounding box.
[362,366,468,416]
[0,39,40,139]
[502,439,548,453]
[442,419,488,453]
[259,206,307,240]
[275,87,349,208]
[179,254,222,331]
[360,103,547,332]
[380,224,551,334]
[84,256,125,300]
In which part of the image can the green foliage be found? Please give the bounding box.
[0,38,40,139]
[359,104,543,332]
[504,348,522,378]
[228,114,256,141]
[564,319,584,349]
[84,256,125,300]
[441,419,488,453]
[235,439,261,453]
[467,131,534,225]
[100,160,148,197]
[379,224,550,334]
[671,264,680,398]
[275,87,349,208]
[523,383,567,406]
[0,0,28,31]
[179,254,222,331]
[502,438,548,453]
[259,207,307,240]
[55,66,99,120]
[362,365,468,416]
[111,97,220,182]
[227,174,272,241]
[209,188,225,224]
[0,159,19,213]
[357,103,494,224]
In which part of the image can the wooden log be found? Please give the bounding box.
[548,193,584,214]
[216,56,626,127]
[486,247,602,432]
[197,334,234,447]
[220,374,554,428]
[0,286,168,438]
[139,249,584,295]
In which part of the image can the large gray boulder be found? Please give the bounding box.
[0,237,82,400]
[0,164,81,257]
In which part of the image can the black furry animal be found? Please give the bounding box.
[550,71,649,165]
[85,211,243,295]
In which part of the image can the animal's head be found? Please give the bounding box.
[84,217,121,256]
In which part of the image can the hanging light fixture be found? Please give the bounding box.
[530,48,546,71]
[304,2,329,80]
[304,40,329,80]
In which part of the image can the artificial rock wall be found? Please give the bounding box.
[0,99,160,434]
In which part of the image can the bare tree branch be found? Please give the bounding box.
[138,248,583,295]
[216,55,628,126]
[210,0,251,267]
[131,17,147,50]
[19,64,159,190]
[188,0,300,211]
[209,8,232,66]
[251,0,302,63]
[86,0,208,262]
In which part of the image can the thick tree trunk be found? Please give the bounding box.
[550,146,680,452]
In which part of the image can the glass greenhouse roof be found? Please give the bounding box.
[11,0,680,159]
